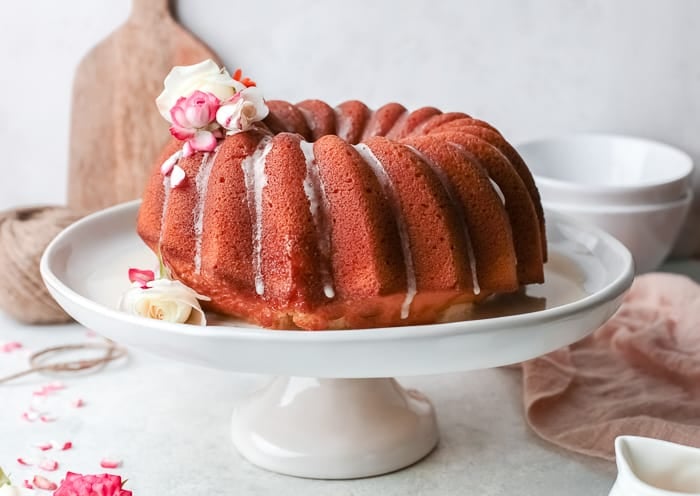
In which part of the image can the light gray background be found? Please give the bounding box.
[1,0,698,247]
[1,4,699,492]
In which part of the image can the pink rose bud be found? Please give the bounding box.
[184,91,219,128]
[169,90,219,134]
[168,90,222,154]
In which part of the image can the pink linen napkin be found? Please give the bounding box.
[522,273,700,460]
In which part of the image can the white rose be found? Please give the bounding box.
[216,87,270,133]
[155,59,247,123]
[119,279,210,325]
[0,485,25,496]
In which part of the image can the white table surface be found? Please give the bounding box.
[1,260,698,495]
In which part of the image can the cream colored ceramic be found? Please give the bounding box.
[610,436,700,496]
[232,377,438,479]
[41,201,633,479]
[544,193,692,274]
[517,134,694,206]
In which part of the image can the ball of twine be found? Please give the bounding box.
[0,205,84,324]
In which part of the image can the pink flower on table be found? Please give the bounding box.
[168,90,222,157]
[54,472,132,496]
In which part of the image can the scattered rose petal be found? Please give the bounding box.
[0,341,22,353]
[17,457,35,466]
[23,480,34,490]
[35,442,53,451]
[86,329,98,338]
[99,458,122,469]
[39,415,56,423]
[71,398,85,408]
[50,441,72,451]
[128,268,155,288]
[32,475,57,491]
[28,404,48,415]
[22,411,39,422]
[38,459,58,472]
[33,382,65,397]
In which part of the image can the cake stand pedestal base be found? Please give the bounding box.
[231,376,439,479]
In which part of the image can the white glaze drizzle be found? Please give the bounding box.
[488,147,515,206]
[241,137,274,295]
[193,146,221,274]
[158,150,182,247]
[300,140,335,299]
[159,177,171,247]
[160,149,182,175]
[297,106,316,137]
[355,143,416,319]
[386,110,409,139]
[360,111,379,141]
[449,141,517,267]
[489,178,506,205]
[404,144,480,295]
[335,108,352,142]
[449,141,506,206]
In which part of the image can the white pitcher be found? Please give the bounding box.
[610,436,700,495]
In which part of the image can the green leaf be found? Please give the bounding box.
[0,467,11,487]
[157,251,170,280]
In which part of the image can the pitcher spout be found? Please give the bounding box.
[610,436,700,496]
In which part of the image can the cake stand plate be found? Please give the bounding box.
[41,200,633,479]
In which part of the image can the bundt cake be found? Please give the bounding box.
[136,61,546,330]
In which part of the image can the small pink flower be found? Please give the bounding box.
[54,472,132,496]
[168,90,221,156]
[171,91,218,129]
[128,268,155,289]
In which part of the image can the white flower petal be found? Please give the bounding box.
[163,60,221,89]
[156,59,239,123]
[0,485,25,496]
[216,101,242,130]
[160,150,183,175]
[190,130,218,152]
[216,87,269,133]
[119,278,209,326]
[170,165,186,188]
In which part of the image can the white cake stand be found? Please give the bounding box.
[41,201,633,479]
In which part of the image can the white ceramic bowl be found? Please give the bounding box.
[544,193,693,273]
[517,134,694,206]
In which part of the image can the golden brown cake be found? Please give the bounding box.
[136,62,546,330]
